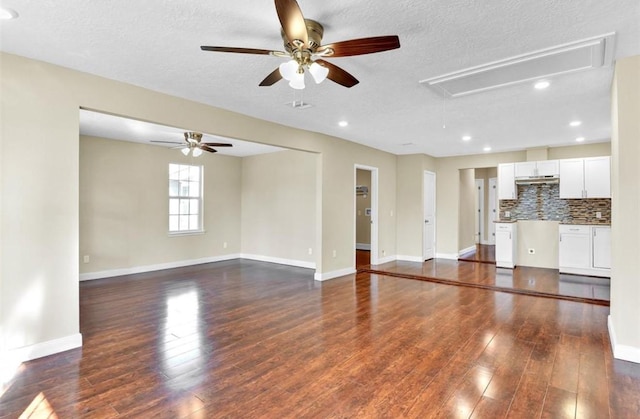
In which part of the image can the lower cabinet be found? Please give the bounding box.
[495,223,517,268]
[559,225,611,277]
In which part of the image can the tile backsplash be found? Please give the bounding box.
[499,183,611,224]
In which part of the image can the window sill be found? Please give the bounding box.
[168,230,206,237]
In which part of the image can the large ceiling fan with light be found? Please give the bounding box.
[151,132,232,157]
[200,0,401,89]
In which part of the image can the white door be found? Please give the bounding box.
[592,226,611,269]
[423,171,436,260]
[559,232,590,268]
[488,178,497,245]
[475,179,484,244]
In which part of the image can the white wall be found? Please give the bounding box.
[80,136,242,277]
[241,150,316,267]
[610,55,640,362]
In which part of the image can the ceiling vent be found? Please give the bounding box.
[420,33,616,97]
[285,101,313,110]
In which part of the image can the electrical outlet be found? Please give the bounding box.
[596,211,602,219]
[83,255,90,264]
[528,248,535,255]
[390,210,394,217]
[332,250,336,258]
[308,248,313,255]
[382,250,386,256]
[505,211,511,218]
[223,242,228,249]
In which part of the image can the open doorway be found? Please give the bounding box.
[355,165,378,268]
[458,167,497,264]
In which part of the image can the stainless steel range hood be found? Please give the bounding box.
[515,175,559,185]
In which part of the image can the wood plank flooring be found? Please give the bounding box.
[362,259,610,305]
[2,259,638,418]
[459,244,496,264]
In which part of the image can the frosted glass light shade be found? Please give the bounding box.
[181,148,190,156]
[279,60,298,81]
[309,62,329,84]
[289,71,305,90]
[192,148,203,157]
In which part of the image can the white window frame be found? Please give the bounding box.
[168,163,204,235]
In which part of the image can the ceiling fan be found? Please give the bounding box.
[200,0,400,89]
[151,132,232,157]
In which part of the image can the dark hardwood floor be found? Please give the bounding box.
[356,249,370,268]
[459,244,496,264]
[363,259,610,305]
[1,259,638,418]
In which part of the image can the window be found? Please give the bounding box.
[169,163,203,233]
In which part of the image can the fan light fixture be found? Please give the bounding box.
[279,59,328,89]
[181,148,190,156]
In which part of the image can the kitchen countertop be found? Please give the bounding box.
[494,219,610,226]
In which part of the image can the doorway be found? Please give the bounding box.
[355,165,378,267]
[423,171,436,260]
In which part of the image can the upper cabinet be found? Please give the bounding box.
[559,156,610,198]
[498,163,517,200]
[515,160,559,178]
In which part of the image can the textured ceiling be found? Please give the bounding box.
[1,0,639,157]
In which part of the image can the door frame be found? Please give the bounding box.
[475,179,485,245]
[488,177,497,245]
[354,164,379,266]
[423,170,436,261]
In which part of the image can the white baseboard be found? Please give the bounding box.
[396,255,424,263]
[314,267,356,281]
[240,254,315,270]
[458,246,476,256]
[80,254,242,281]
[436,252,459,260]
[608,315,640,364]
[356,243,371,251]
[375,255,396,265]
[3,333,82,367]
[559,266,611,278]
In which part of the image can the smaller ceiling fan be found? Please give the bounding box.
[151,132,232,157]
[200,0,400,89]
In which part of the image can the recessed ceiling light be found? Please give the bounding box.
[483,146,492,152]
[576,137,585,142]
[569,120,582,127]
[0,7,19,20]
[534,81,550,90]
[462,136,472,141]
[338,121,348,127]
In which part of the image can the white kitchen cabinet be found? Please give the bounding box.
[515,162,537,178]
[559,224,611,277]
[584,157,611,198]
[498,163,517,200]
[559,156,610,199]
[495,222,517,268]
[515,160,559,178]
[592,226,611,269]
[536,160,560,177]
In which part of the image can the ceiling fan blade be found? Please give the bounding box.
[202,143,233,147]
[150,140,183,144]
[275,0,308,47]
[200,145,218,153]
[315,60,359,88]
[200,46,278,55]
[317,35,400,57]
[259,68,283,86]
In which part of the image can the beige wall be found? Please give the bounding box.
[396,154,436,258]
[517,221,559,268]
[241,150,316,264]
[355,169,372,245]
[458,169,476,252]
[548,142,610,159]
[0,52,397,357]
[80,136,242,274]
[610,55,640,357]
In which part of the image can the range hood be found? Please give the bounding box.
[515,175,559,185]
